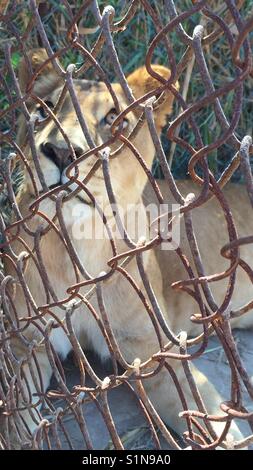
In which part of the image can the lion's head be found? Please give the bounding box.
[17,49,178,209]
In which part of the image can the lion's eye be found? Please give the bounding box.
[103,108,128,129]
[104,108,118,125]
[37,100,54,120]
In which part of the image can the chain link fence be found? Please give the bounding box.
[0,0,253,450]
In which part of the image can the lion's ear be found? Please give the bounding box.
[18,48,62,98]
[127,65,179,128]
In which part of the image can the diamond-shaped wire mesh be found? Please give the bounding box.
[0,0,253,450]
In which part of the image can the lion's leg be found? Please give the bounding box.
[7,325,73,449]
[142,360,243,448]
[5,343,53,449]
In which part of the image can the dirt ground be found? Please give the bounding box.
[45,329,253,450]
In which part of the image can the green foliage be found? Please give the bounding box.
[0,0,253,183]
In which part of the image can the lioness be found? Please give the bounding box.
[1,49,253,449]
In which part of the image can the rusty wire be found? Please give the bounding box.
[0,0,253,451]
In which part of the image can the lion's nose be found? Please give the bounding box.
[40,143,83,171]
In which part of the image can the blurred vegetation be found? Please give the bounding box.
[0,0,253,184]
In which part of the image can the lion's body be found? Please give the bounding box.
[145,180,253,335]
[2,49,252,448]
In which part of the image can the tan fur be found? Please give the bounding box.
[144,180,253,335]
[3,49,252,449]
